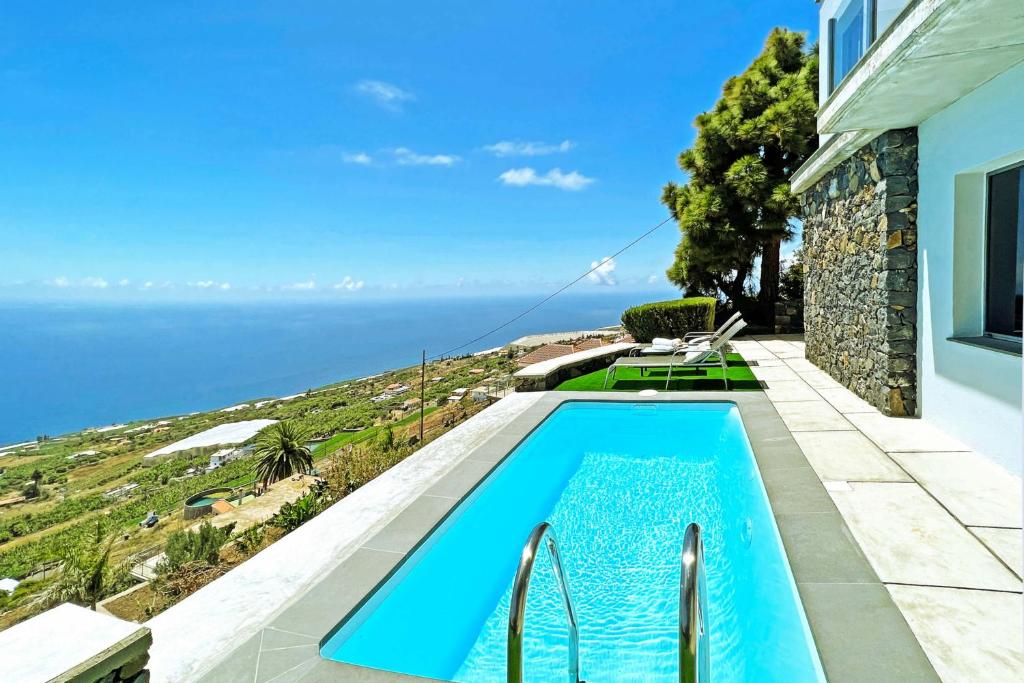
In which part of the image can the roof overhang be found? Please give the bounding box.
[793,0,1024,192]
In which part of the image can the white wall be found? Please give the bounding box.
[917,61,1024,475]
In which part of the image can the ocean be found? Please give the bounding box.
[0,291,668,444]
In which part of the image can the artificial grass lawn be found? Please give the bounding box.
[554,353,761,392]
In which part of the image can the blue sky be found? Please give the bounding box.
[0,1,818,301]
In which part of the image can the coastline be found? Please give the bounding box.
[0,292,664,444]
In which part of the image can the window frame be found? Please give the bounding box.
[982,160,1024,344]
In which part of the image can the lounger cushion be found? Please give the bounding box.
[651,337,680,347]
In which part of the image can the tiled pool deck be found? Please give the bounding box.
[148,337,1022,682]
[736,335,1023,682]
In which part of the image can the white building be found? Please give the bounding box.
[792,0,1024,474]
[207,447,244,470]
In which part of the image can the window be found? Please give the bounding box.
[985,164,1024,339]
[826,1,914,96]
[830,0,865,92]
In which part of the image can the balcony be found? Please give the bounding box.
[794,0,1024,192]
[821,0,1024,133]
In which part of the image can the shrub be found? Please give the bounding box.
[325,444,407,498]
[233,525,266,555]
[272,491,326,533]
[621,297,717,342]
[159,522,235,574]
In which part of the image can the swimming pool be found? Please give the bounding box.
[321,401,825,682]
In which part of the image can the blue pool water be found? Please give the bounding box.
[321,402,825,682]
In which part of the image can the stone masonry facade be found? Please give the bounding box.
[800,128,918,416]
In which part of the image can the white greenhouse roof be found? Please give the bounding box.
[145,419,277,459]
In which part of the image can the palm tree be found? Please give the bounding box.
[253,422,313,487]
[51,521,122,610]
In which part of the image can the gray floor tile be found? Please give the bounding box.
[425,458,495,499]
[775,511,878,584]
[798,582,940,683]
[772,400,854,432]
[815,386,877,414]
[260,626,319,651]
[269,548,405,638]
[763,380,821,402]
[830,483,1022,591]
[196,631,262,683]
[750,438,815,470]
[845,412,970,453]
[889,451,1022,528]
[799,370,843,390]
[887,584,1024,683]
[255,643,320,683]
[970,527,1023,579]
[761,466,836,514]
[361,495,454,554]
[793,430,911,483]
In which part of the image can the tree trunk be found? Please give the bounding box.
[759,235,782,329]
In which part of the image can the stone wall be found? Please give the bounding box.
[800,129,918,416]
[775,300,804,334]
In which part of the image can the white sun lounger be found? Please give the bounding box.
[632,311,743,355]
[605,319,747,390]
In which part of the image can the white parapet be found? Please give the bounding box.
[0,603,152,683]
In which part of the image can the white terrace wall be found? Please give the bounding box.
[917,61,1024,475]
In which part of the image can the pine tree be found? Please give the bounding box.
[662,29,818,323]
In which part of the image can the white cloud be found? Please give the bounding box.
[354,80,415,111]
[81,276,109,289]
[283,280,317,291]
[118,278,130,287]
[647,274,660,284]
[393,147,460,167]
[189,280,230,290]
[50,276,70,288]
[332,276,365,292]
[343,152,372,165]
[484,140,574,157]
[587,257,617,286]
[142,281,154,290]
[498,167,594,191]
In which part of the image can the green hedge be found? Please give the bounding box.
[621,297,717,343]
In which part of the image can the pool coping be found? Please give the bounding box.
[201,392,939,683]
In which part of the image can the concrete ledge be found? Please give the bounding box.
[513,342,637,391]
[0,603,152,683]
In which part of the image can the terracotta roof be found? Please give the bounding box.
[572,338,606,351]
[517,344,575,367]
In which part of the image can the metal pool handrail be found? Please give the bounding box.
[507,522,582,683]
[680,522,710,683]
